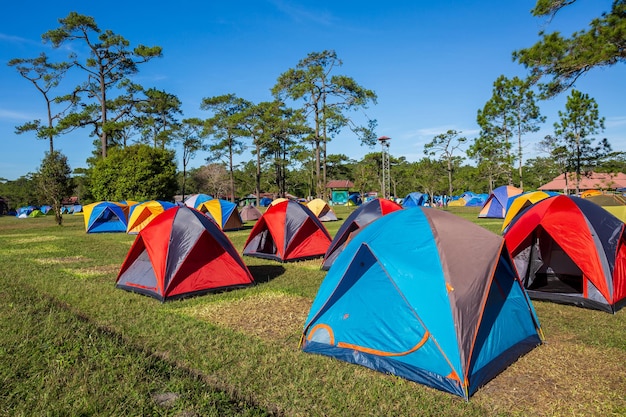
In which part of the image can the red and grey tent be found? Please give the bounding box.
[504,195,626,313]
[322,198,403,270]
[116,206,254,301]
[242,200,332,262]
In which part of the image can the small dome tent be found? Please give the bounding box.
[501,191,558,232]
[402,192,427,208]
[116,206,254,301]
[478,186,523,218]
[347,193,362,206]
[306,198,338,221]
[183,193,213,208]
[240,204,262,222]
[302,208,543,399]
[504,195,626,313]
[83,201,128,233]
[583,193,626,222]
[322,198,402,271]
[243,200,332,262]
[196,199,243,231]
[127,200,175,234]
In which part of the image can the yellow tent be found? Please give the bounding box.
[502,191,556,232]
[268,198,289,208]
[196,199,243,230]
[306,198,338,222]
[127,200,175,234]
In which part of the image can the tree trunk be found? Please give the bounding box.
[229,143,235,202]
[100,72,108,158]
[255,143,261,207]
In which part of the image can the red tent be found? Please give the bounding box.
[116,206,254,301]
[243,200,332,262]
[504,195,626,313]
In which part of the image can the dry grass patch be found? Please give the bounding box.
[0,244,61,256]
[33,255,89,265]
[61,264,120,279]
[10,235,60,244]
[291,258,325,270]
[182,292,311,346]
[473,334,626,416]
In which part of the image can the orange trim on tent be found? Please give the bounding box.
[446,370,461,382]
[307,323,335,346]
[336,331,430,357]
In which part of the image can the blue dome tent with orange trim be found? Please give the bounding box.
[301,208,543,399]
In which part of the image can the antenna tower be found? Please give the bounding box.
[378,136,391,199]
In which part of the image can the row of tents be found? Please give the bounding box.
[110,191,626,399]
[14,204,84,218]
[82,195,341,234]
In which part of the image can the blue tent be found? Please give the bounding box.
[402,192,427,208]
[259,197,272,207]
[16,206,37,217]
[478,186,523,218]
[347,193,362,206]
[302,208,543,399]
[465,194,488,207]
[83,202,128,233]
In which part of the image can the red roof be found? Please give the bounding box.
[326,180,354,189]
[538,172,626,192]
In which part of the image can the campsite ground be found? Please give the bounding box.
[0,207,625,416]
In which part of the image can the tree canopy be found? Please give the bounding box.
[513,0,626,96]
[89,144,177,201]
[42,12,162,157]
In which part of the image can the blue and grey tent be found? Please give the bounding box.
[302,208,543,399]
[183,193,213,208]
[478,186,523,218]
[83,202,128,233]
[402,192,427,208]
[347,193,362,206]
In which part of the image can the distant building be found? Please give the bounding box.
[538,172,626,194]
[326,180,354,204]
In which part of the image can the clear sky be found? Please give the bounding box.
[1,1,624,181]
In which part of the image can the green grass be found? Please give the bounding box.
[0,211,624,416]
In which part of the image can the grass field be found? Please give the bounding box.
[0,206,625,416]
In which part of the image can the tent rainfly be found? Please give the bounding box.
[116,206,254,301]
[504,195,626,313]
[302,208,543,399]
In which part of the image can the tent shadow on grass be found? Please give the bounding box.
[248,265,286,284]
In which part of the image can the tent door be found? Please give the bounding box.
[529,233,583,294]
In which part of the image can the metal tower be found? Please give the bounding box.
[378,136,391,199]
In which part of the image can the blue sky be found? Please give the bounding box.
[1,1,624,181]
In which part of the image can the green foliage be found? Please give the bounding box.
[272,50,377,198]
[424,129,467,195]
[0,175,39,209]
[475,75,545,189]
[35,151,73,225]
[549,89,610,191]
[201,94,252,201]
[8,53,75,153]
[514,0,626,96]
[89,144,177,201]
[136,88,182,148]
[42,12,163,158]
